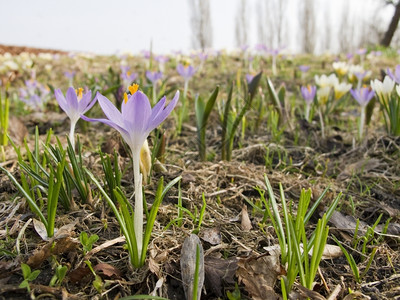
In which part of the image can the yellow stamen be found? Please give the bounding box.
[75,87,83,100]
[124,92,129,103]
[128,83,139,95]
[127,71,131,77]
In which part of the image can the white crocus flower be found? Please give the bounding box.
[334,82,352,99]
[4,60,19,71]
[348,64,372,83]
[332,61,348,77]
[396,85,400,98]
[317,86,331,105]
[315,73,339,88]
[371,76,394,103]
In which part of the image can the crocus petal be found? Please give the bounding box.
[149,96,167,120]
[97,93,124,128]
[122,91,152,134]
[66,87,79,112]
[54,89,69,113]
[78,90,92,111]
[146,91,179,132]
[80,115,130,140]
[177,64,184,75]
[81,97,97,115]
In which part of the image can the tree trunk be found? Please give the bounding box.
[381,2,400,47]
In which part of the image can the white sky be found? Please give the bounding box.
[0,0,393,55]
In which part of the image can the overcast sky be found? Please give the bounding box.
[0,0,393,55]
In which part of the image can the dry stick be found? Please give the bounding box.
[318,266,329,293]
[16,218,32,255]
[327,284,342,300]
[83,236,126,260]
[361,273,400,287]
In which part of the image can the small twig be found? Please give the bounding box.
[361,273,400,287]
[326,284,342,300]
[83,236,125,260]
[16,218,32,255]
[318,266,330,293]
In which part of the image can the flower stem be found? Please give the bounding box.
[69,121,76,150]
[183,80,189,99]
[152,84,157,106]
[272,56,277,76]
[359,106,366,141]
[132,148,143,258]
[305,104,311,122]
[318,108,325,139]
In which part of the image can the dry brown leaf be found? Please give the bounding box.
[241,205,252,231]
[180,234,204,300]
[236,254,280,300]
[201,227,222,245]
[320,244,343,260]
[149,254,160,276]
[26,237,79,268]
[33,219,76,242]
[294,282,326,299]
[33,219,49,241]
[93,263,122,278]
[204,256,237,297]
[8,116,28,145]
[67,266,92,284]
[337,158,381,180]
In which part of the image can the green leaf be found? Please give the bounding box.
[29,270,41,281]
[203,85,219,125]
[0,166,47,228]
[248,71,262,101]
[266,77,282,112]
[19,280,29,289]
[21,263,31,279]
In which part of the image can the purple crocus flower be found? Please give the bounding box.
[141,50,151,59]
[269,48,280,56]
[357,48,367,55]
[301,85,317,104]
[240,45,249,52]
[120,65,130,73]
[121,71,138,82]
[299,65,310,73]
[154,55,169,64]
[346,53,354,61]
[350,87,375,107]
[64,71,76,80]
[121,69,138,87]
[55,87,95,149]
[255,43,267,52]
[177,63,196,97]
[64,71,76,86]
[146,71,163,104]
[82,85,179,257]
[387,65,400,84]
[146,71,163,84]
[177,64,196,81]
[19,79,50,111]
[301,85,316,121]
[350,87,375,140]
[245,74,254,83]
[82,86,178,153]
[198,52,208,61]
